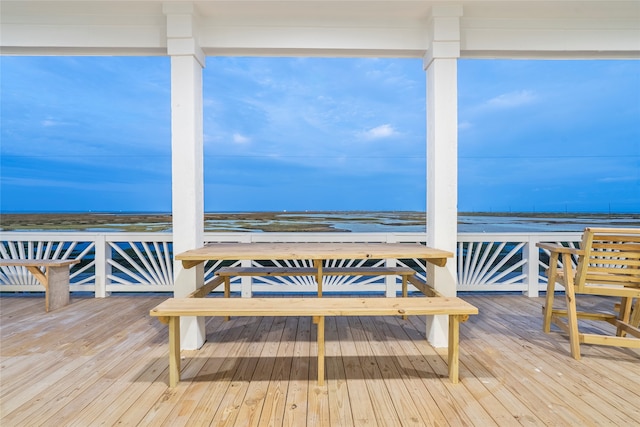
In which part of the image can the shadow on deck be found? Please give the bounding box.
[1,293,638,426]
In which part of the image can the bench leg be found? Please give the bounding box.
[448,315,460,383]
[168,316,181,387]
[317,316,325,386]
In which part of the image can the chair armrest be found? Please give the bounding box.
[536,242,583,255]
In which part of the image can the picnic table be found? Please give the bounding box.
[152,242,479,387]
[176,242,453,296]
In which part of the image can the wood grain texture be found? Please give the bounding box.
[2,294,638,426]
[176,242,452,265]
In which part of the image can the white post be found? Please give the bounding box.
[524,236,540,297]
[385,234,397,297]
[165,3,206,350]
[93,234,109,297]
[424,5,462,348]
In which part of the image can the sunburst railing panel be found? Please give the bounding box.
[0,231,586,296]
[0,237,95,290]
[107,240,174,287]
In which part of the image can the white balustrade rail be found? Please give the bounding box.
[0,231,583,297]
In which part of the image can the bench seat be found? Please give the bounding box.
[150,296,478,387]
[215,266,416,277]
[215,265,418,299]
[0,259,80,311]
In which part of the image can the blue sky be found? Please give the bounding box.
[1,56,638,213]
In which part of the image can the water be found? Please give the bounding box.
[456,215,640,233]
[1,212,638,233]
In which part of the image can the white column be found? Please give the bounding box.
[423,5,462,348]
[93,234,110,297]
[165,3,206,350]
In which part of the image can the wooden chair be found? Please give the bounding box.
[537,227,640,359]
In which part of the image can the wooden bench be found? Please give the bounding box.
[150,296,478,387]
[537,227,640,359]
[215,265,417,297]
[0,259,80,311]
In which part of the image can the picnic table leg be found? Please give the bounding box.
[168,316,181,387]
[401,274,408,320]
[224,277,231,321]
[313,259,323,325]
[317,316,325,386]
[314,259,323,298]
[448,314,460,383]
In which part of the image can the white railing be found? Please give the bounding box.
[0,231,583,297]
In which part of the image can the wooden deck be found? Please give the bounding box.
[1,293,638,426]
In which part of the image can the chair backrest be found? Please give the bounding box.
[574,227,640,294]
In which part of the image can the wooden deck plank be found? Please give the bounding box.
[467,295,640,424]
[101,317,229,427]
[463,295,639,425]
[306,316,331,427]
[346,316,402,427]
[369,317,451,426]
[282,315,311,427]
[399,315,491,426]
[208,316,275,426]
[359,316,432,426]
[335,316,378,426]
[1,297,163,426]
[233,317,289,425]
[170,316,258,426]
[0,294,638,427]
[324,316,354,427]
[42,301,170,426]
[146,319,270,425]
[0,294,42,317]
[0,298,159,419]
[257,316,298,426]
[480,295,640,400]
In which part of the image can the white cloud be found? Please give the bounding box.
[458,121,473,131]
[486,90,536,109]
[599,176,638,183]
[361,124,397,140]
[232,133,251,144]
[41,117,67,127]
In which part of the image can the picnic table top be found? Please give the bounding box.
[175,242,453,268]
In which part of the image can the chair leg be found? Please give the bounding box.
[631,298,640,329]
[542,252,559,333]
[618,297,633,337]
[561,253,581,360]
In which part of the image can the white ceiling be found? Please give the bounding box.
[1,1,639,58]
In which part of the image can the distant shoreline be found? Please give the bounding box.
[1,211,638,233]
[1,210,637,216]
